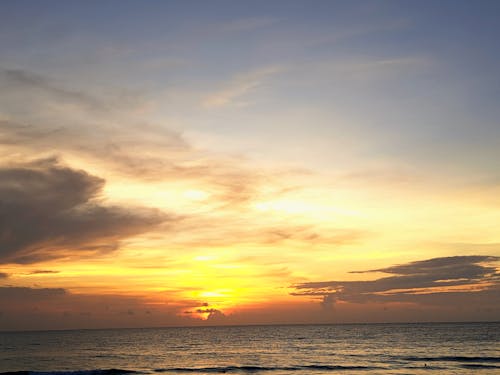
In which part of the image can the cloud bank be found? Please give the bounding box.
[0,285,203,331]
[0,158,167,264]
[292,255,500,307]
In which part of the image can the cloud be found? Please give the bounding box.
[189,307,227,322]
[202,67,283,109]
[351,255,499,278]
[0,68,191,179]
[0,286,66,300]
[28,270,60,275]
[0,68,271,202]
[1,68,106,112]
[0,157,168,264]
[0,68,316,213]
[195,308,221,314]
[0,272,8,278]
[167,215,364,249]
[320,294,336,311]
[0,68,362,252]
[206,308,226,322]
[0,286,206,331]
[0,117,190,180]
[291,256,500,306]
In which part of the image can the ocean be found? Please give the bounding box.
[0,322,498,374]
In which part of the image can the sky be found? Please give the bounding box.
[0,0,499,331]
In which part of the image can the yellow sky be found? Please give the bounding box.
[2,148,499,327]
[1,1,500,330]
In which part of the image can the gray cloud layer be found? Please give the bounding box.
[0,286,198,331]
[0,286,66,300]
[0,158,167,264]
[292,255,500,306]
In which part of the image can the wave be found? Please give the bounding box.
[401,355,500,363]
[1,367,380,375]
[461,364,500,369]
[9,362,500,375]
[0,370,140,375]
[154,364,380,373]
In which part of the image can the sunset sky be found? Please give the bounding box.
[1,0,499,330]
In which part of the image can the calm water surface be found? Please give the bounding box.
[1,322,499,374]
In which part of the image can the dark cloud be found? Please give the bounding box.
[28,270,60,275]
[205,309,226,322]
[351,255,499,278]
[183,305,226,322]
[292,256,500,306]
[0,272,8,278]
[0,158,168,264]
[320,294,336,310]
[0,286,227,331]
[0,286,66,301]
[195,308,221,314]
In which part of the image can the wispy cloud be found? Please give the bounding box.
[1,68,108,112]
[0,68,275,195]
[167,217,364,249]
[0,68,364,265]
[202,66,284,109]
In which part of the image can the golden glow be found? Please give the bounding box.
[183,189,210,201]
[2,130,499,325]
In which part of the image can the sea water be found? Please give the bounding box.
[1,322,499,374]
